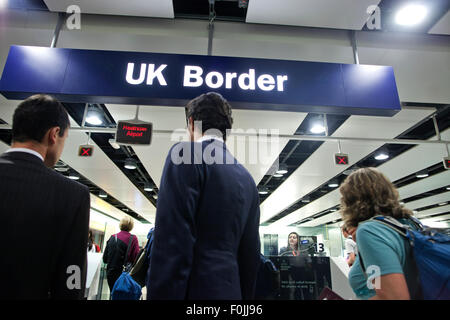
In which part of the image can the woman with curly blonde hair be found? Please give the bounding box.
[339,168,422,300]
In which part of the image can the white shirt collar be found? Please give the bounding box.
[196,135,224,143]
[6,148,44,162]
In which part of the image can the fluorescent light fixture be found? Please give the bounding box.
[124,158,137,170]
[446,186,450,191]
[328,179,339,188]
[438,202,448,206]
[415,170,429,178]
[99,191,107,198]
[68,173,80,180]
[54,166,69,172]
[396,4,428,26]
[85,111,103,125]
[144,183,153,192]
[330,208,338,212]
[399,202,405,205]
[374,152,389,160]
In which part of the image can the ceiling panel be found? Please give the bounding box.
[417,204,450,219]
[105,104,307,187]
[260,107,435,224]
[428,10,450,35]
[43,0,174,18]
[246,0,381,30]
[407,192,450,210]
[293,129,450,228]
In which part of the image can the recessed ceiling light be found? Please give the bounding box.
[415,170,429,178]
[273,173,283,178]
[68,173,80,180]
[99,191,107,198]
[301,196,311,203]
[124,158,137,170]
[108,138,121,150]
[144,183,153,192]
[396,4,428,26]
[276,164,288,175]
[328,179,339,188]
[310,124,326,134]
[374,152,389,161]
[85,111,103,125]
[258,187,269,195]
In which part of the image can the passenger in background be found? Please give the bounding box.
[279,232,300,256]
[88,230,101,253]
[340,167,422,300]
[147,92,261,300]
[0,94,90,299]
[103,216,140,293]
[341,225,357,267]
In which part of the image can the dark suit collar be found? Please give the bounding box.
[1,150,46,167]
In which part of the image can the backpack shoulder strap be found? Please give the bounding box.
[370,215,408,237]
[123,234,134,268]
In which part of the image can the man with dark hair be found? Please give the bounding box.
[147,92,261,300]
[0,94,90,299]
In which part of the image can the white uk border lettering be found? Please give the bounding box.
[126,63,288,92]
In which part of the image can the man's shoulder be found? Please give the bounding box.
[45,167,89,197]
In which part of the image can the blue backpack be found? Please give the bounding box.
[111,234,142,300]
[369,215,450,300]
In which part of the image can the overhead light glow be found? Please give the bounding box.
[446,186,450,190]
[144,184,154,192]
[258,187,269,195]
[310,124,326,134]
[374,152,389,160]
[99,191,107,198]
[396,4,428,26]
[438,202,448,206]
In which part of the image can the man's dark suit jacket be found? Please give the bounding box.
[147,139,261,300]
[0,151,90,299]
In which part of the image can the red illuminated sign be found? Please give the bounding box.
[334,153,349,165]
[444,157,450,170]
[78,145,94,157]
[116,120,152,145]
